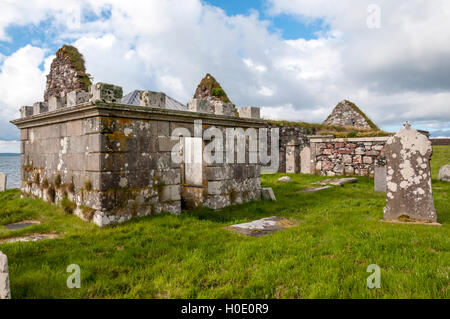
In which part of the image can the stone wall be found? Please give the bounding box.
[309,136,389,177]
[13,93,265,226]
[266,125,312,173]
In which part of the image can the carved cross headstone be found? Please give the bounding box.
[383,123,437,222]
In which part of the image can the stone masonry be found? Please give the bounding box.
[309,136,389,177]
[0,251,10,299]
[12,81,265,226]
[323,100,377,130]
[44,45,90,102]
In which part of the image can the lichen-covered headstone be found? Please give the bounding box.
[0,172,6,192]
[0,251,11,299]
[383,123,437,222]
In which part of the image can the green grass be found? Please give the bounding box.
[431,145,450,179]
[0,147,448,299]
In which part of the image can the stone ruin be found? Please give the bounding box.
[11,46,265,226]
[44,45,91,102]
[323,100,378,130]
[383,123,437,223]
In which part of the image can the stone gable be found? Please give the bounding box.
[44,45,91,101]
[323,100,378,130]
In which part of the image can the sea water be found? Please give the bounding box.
[0,154,21,189]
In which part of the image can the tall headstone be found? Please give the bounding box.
[0,251,11,299]
[0,172,6,192]
[374,166,386,193]
[300,146,311,174]
[383,122,437,222]
[285,140,299,173]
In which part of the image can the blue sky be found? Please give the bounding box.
[0,0,449,153]
[203,0,327,40]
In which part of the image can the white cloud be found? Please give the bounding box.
[0,140,20,153]
[0,0,449,141]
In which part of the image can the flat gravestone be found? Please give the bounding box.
[4,220,40,230]
[374,167,387,193]
[314,177,357,186]
[227,216,296,237]
[0,172,6,192]
[383,123,437,223]
[300,186,331,193]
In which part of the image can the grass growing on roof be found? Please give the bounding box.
[0,146,448,299]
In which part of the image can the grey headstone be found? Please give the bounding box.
[374,166,387,192]
[285,141,299,173]
[383,123,437,222]
[437,164,450,182]
[300,146,312,174]
[0,172,6,192]
[261,187,276,201]
[0,251,10,299]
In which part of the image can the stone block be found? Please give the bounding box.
[208,180,230,195]
[33,102,48,115]
[261,187,276,201]
[48,95,66,111]
[343,154,353,164]
[20,129,28,141]
[20,106,33,118]
[0,172,6,192]
[67,120,83,136]
[0,251,10,299]
[374,166,386,193]
[238,107,260,119]
[158,136,179,152]
[160,185,181,202]
[205,194,231,210]
[89,82,123,103]
[139,91,166,108]
[156,169,181,185]
[157,121,170,137]
[363,156,373,164]
[67,90,89,107]
[205,166,232,181]
[213,101,236,116]
[188,99,211,113]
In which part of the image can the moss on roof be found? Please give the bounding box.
[194,73,231,103]
[57,45,92,91]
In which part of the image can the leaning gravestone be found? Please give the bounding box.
[0,172,6,192]
[383,123,437,222]
[0,251,11,299]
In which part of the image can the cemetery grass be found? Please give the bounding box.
[0,149,449,299]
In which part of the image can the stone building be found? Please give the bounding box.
[12,47,265,226]
[323,100,379,130]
